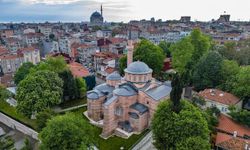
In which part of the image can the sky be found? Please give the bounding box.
[1,0,250,23]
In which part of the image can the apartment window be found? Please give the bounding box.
[115,106,123,116]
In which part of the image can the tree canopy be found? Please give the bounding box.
[229,106,250,128]
[58,70,78,101]
[118,55,127,75]
[14,62,35,85]
[170,38,194,73]
[75,78,87,99]
[152,100,209,150]
[159,41,172,57]
[193,51,223,91]
[16,70,63,117]
[134,39,165,76]
[39,113,94,150]
[232,66,250,99]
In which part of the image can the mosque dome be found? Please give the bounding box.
[125,61,153,75]
[106,72,121,81]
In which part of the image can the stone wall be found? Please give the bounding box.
[0,112,38,140]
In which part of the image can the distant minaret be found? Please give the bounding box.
[101,4,103,17]
[127,28,134,66]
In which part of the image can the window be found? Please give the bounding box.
[115,106,123,116]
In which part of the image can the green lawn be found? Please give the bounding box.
[58,98,87,109]
[0,100,38,130]
[70,107,150,150]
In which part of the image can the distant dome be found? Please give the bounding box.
[106,72,121,81]
[125,61,153,75]
[91,11,102,18]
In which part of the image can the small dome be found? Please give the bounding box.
[87,91,99,100]
[125,61,152,75]
[106,72,121,81]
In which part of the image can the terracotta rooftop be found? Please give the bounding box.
[217,114,250,137]
[216,132,250,150]
[105,67,115,74]
[0,54,23,60]
[69,62,89,78]
[20,47,37,52]
[198,89,240,105]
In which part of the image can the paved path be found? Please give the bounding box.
[54,104,87,113]
[131,131,157,150]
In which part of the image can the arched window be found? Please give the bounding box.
[115,106,123,116]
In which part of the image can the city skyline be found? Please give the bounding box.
[1,0,250,23]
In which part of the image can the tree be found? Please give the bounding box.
[0,84,10,101]
[49,34,55,41]
[36,109,56,131]
[33,56,67,74]
[75,78,87,99]
[159,41,172,57]
[219,59,240,91]
[189,28,211,62]
[232,66,250,99]
[229,106,250,127]
[118,55,127,75]
[170,38,194,73]
[84,75,96,90]
[14,62,35,85]
[16,70,63,117]
[176,137,210,150]
[193,51,223,91]
[134,39,165,76]
[152,100,209,150]
[58,70,78,101]
[170,73,183,113]
[39,113,94,150]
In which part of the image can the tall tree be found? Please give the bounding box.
[36,109,56,131]
[134,39,165,76]
[152,100,209,150]
[58,70,78,101]
[232,66,250,99]
[14,62,35,85]
[193,51,223,91]
[170,38,194,73]
[16,70,63,117]
[176,137,210,150]
[39,113,94,150]
[75,77,87,98]
[0,84,10,101]
[219,59,240,91]
[170,73,183,113]
[118,55,127,75]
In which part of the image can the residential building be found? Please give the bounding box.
[20,47,41,64]
[198,89,242,114]
[215,114,250,150]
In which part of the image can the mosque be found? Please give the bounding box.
[90,5,104,26]
[86,40,172,139]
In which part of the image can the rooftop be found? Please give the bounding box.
[198,89,240,106]
[125,61,153,75]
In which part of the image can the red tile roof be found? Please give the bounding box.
[216,132,250,150]
[105,67,115,74]
[217,114,250,137]
[69,62,89,78]
[198,89,240,105]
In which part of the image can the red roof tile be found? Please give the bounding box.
[216,132,250,150]
[198,89,240,105]
[69,62,89,78]
[217,114,250,137]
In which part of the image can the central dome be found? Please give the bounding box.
[91,11,102,18]
[125,61,152,75]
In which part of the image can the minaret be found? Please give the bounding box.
[127,29,134,66]
[101,4,103,17]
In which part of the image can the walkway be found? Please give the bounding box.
[131,131,157,150]
[54,104,87,113]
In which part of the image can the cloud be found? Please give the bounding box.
[22,0,82,5]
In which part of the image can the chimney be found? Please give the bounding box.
[127,40,133,66]
[233,131,237,137]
